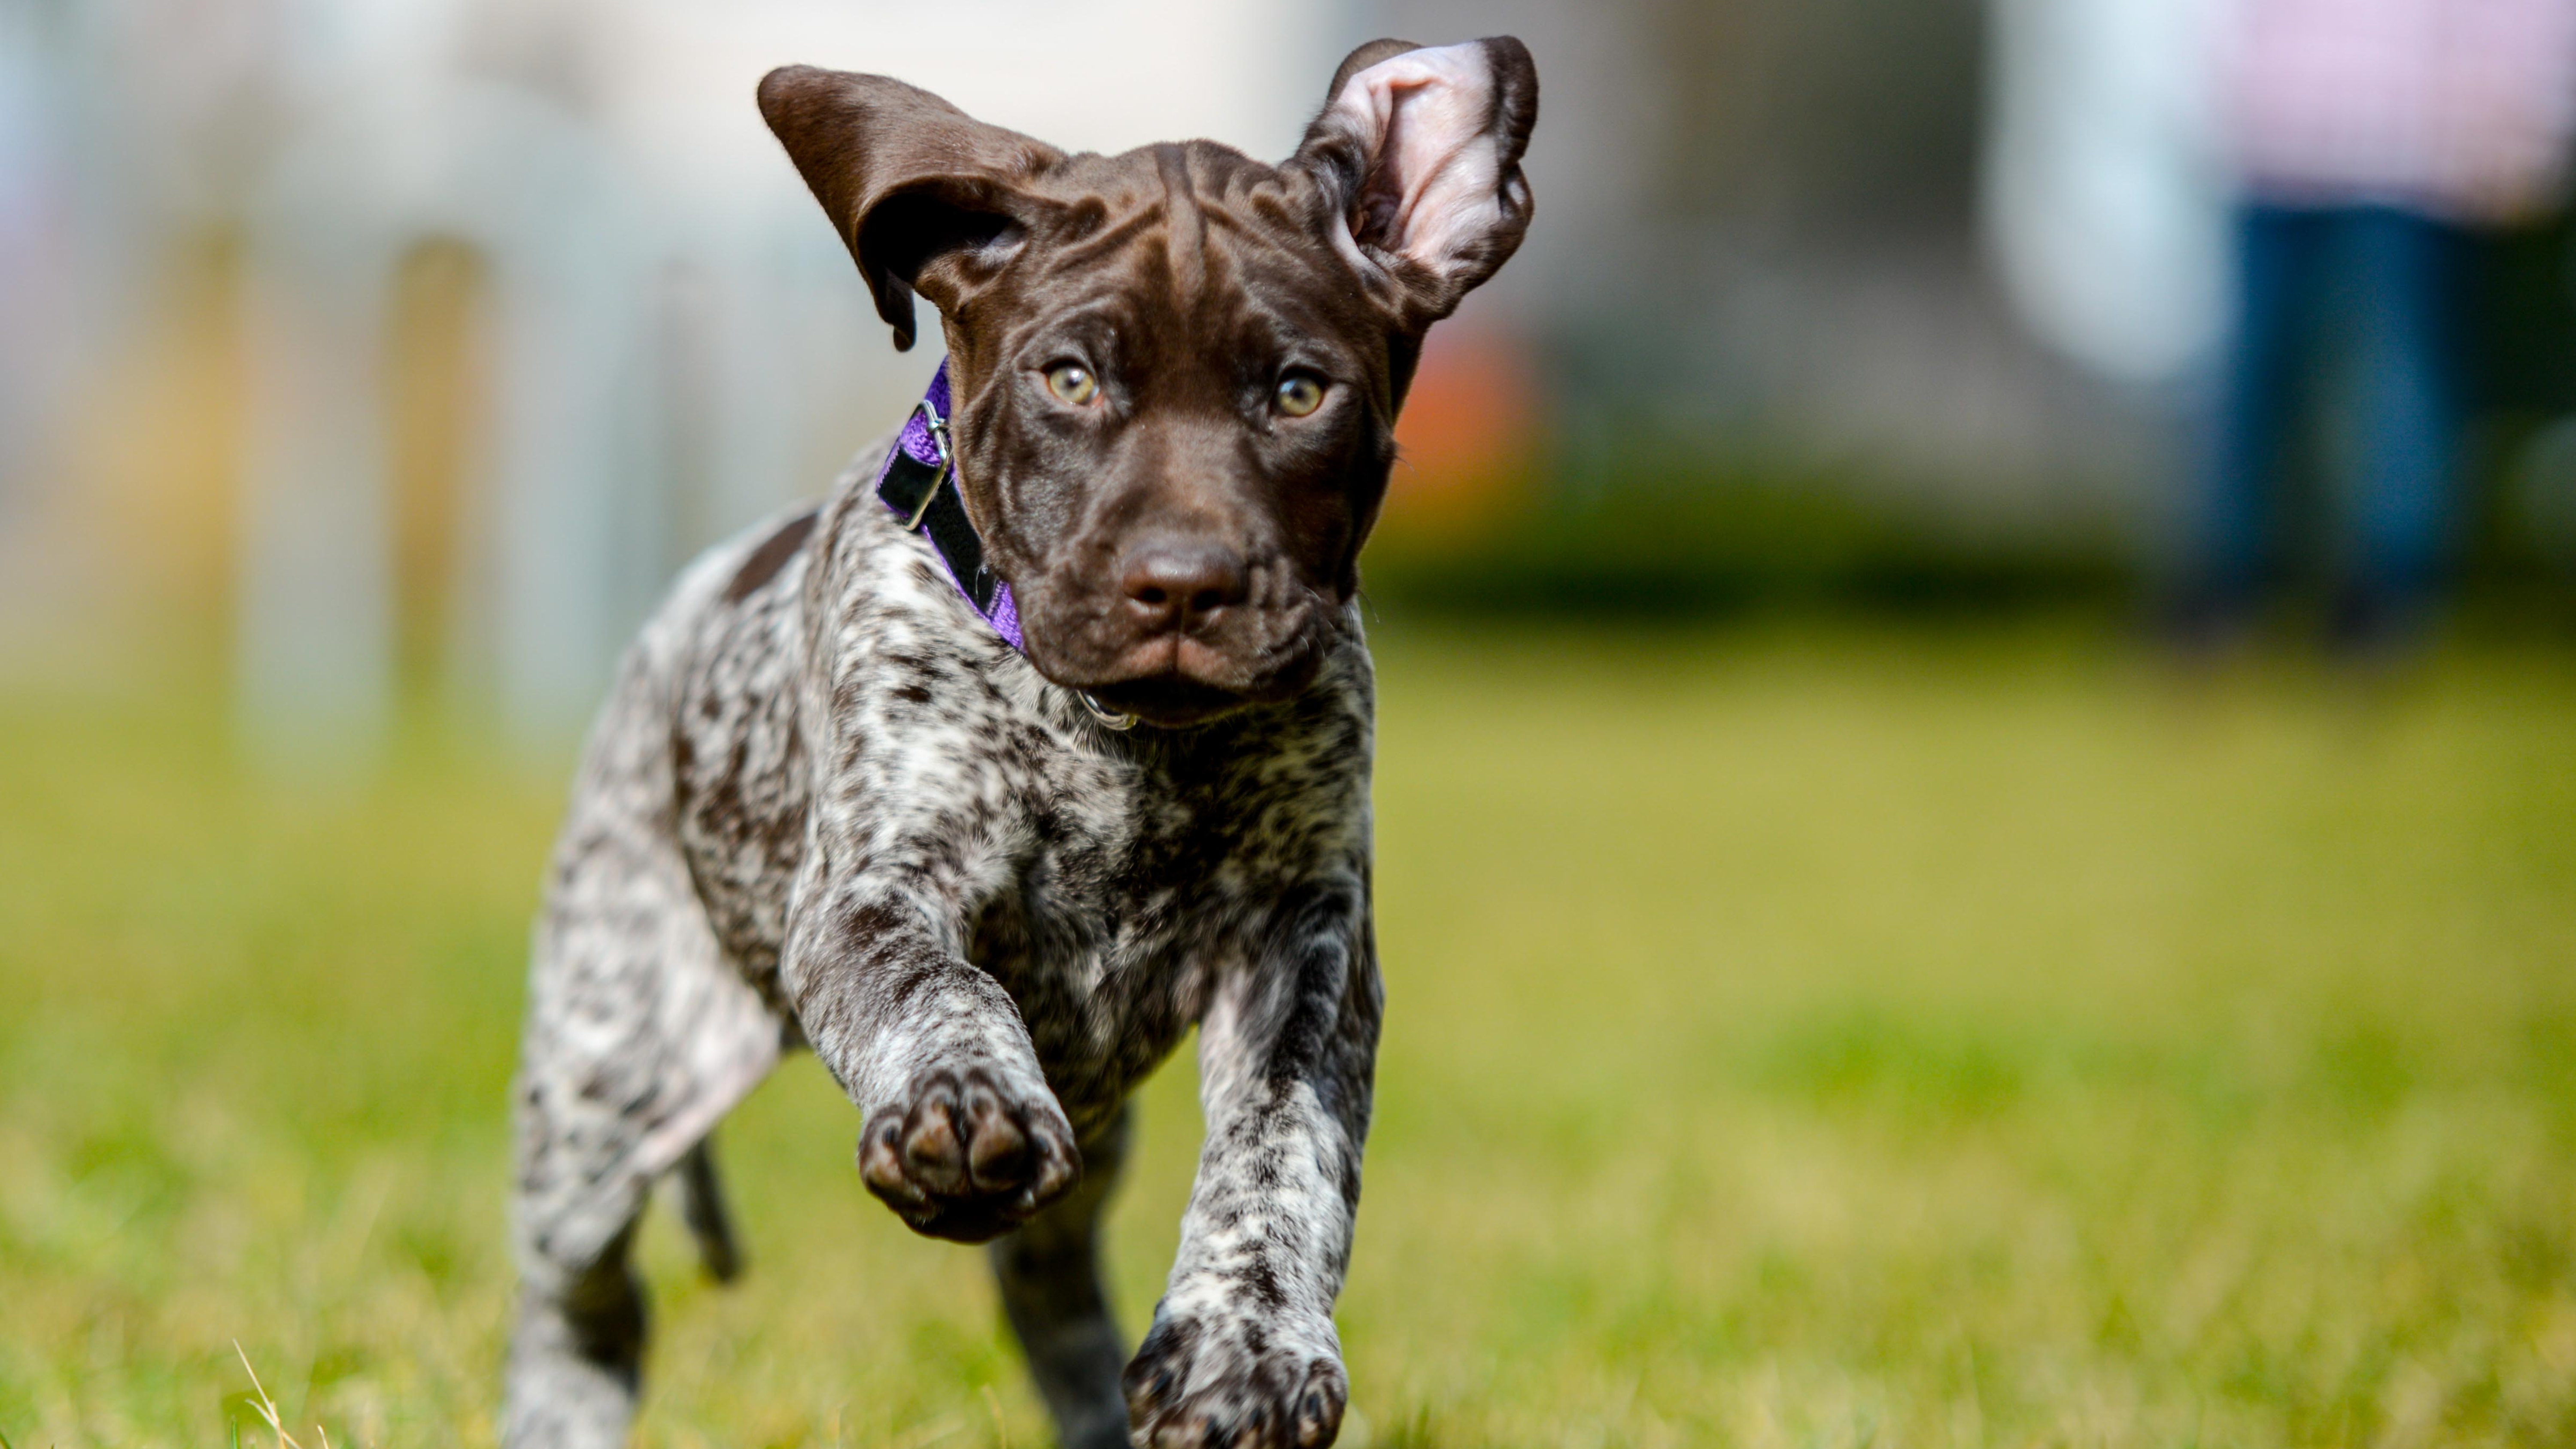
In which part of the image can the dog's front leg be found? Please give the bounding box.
[1125,879,1382,1449]
[786,878,1083,1243]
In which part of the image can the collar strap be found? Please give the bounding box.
[875,361,1026,651]
[875,363,1138,729]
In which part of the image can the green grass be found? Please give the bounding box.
[4,622,2575,1447]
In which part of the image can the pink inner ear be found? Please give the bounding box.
[1332,43,1511,274]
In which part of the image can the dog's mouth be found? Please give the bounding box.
[1032,632,1324,729]
[1080,673,1254,728]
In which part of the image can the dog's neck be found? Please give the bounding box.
[875,365,1140,730]
[874,361,1025,650]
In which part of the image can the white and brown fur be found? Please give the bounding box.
[503,37,1535,1449]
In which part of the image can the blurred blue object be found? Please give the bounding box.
[2185,205,2467,632]
[2167,0,2576,646]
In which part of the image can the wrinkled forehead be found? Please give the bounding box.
[1009,143,1371,342]
[1035,141,1329,237]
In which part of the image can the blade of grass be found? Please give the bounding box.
[232,1341,304,1449]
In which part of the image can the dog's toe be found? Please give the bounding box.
[899,1082,971,1194]
[1123,1311,1345,1449]
[858,1117,927,1206]
[962,1077,1035,1189]
[860,1063,1079,1242]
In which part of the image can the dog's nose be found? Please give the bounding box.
[1118,538,1249,633]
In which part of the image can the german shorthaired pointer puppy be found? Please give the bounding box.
[503,37,1536,1449]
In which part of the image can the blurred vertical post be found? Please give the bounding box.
[238,73,653,765]
[239,184,397,774]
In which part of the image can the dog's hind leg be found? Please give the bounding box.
[991,1107,1134,1449]
[503,710,781,1449]
[501,1212,647,1449]
[674,1136,745,1283]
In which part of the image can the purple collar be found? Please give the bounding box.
[875,361,1024,651]
[873,365,1139,729]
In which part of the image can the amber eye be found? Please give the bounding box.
[1273,371,1327,418]
[1045,362,1100,406]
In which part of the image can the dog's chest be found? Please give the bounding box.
[668,535,1370,1127]
[955,715,1367,1127]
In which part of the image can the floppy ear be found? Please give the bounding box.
[1294,36,1539,328]
[759,65,1065,350]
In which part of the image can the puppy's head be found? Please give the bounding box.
[761,39,1537,727]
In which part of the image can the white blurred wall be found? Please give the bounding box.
[1982,0,2230,385]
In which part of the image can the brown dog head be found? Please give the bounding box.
[760,39,1537,726]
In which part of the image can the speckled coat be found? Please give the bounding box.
[505,434,1379,1449]
[501,32,1536,1449]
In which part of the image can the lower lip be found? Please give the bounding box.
[1084,673,1246,724]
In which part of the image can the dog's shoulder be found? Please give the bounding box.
[647,437,907,988]
[660,427,927,727]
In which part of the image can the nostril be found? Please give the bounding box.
[1118,540,1250,628]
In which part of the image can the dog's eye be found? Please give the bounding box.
[1045,363,1100,407]
[1273,371,1327,418]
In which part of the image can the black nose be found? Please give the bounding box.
[1118,538,1249,633]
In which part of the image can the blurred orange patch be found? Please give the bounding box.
[1376,319,1543,548]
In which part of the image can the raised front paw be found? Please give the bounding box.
[1121,1309,1347,1448]
[858,1063,1079,1242]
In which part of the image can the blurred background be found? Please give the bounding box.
[6,2,2576,1446]
[6,0,2575,746]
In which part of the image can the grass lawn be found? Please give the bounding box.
[3,621,2573,1448]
